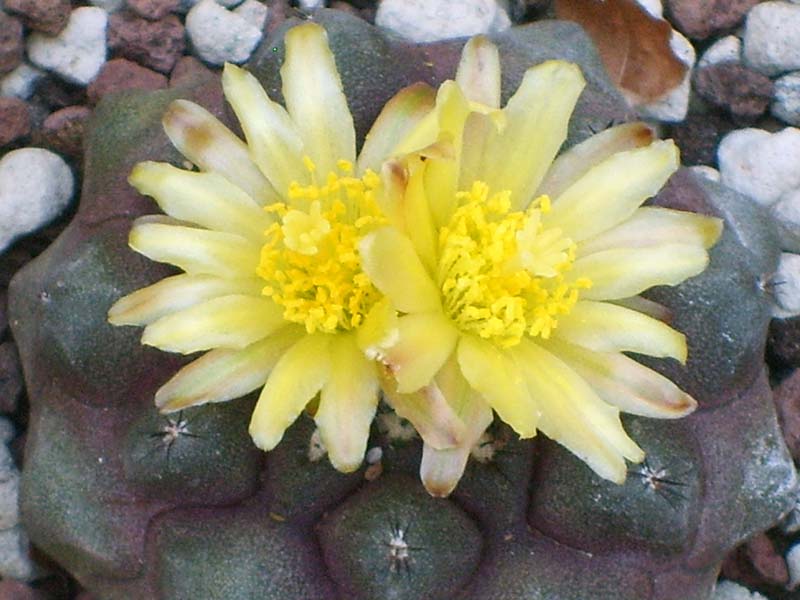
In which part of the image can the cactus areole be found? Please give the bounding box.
[108,20,721,497]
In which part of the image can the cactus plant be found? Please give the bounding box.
[9,10,798,600]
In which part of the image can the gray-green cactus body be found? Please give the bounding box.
[9,10,797,600]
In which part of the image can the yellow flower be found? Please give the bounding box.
[107,22,429,473]
[358,37,723,496]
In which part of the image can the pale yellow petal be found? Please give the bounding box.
[249,333,331,451]
[545,141,679,243]
[221,63,308,195]
[142,294,285,354]
[537,122,655,199]
[156,326,304,411]
[379,368,465,450]
[359,227,441,313]
[108,274,264,326]
[513,340,643,483]
[129,161,271,241]
[570,244,709,301]
[162,99,277,204]
[457,335,539,438]
[478,61,586,211]
[357,83,436,174]
[543,339,696,418]
[281,23,355,175]
[129,221,261,277]
[553,300,687,362]
[316,333,379,472]
[356,296,398,358]
[455,36,501,108]
[577,207,724,256]
[382,312,459,393]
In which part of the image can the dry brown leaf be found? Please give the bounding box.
[554,0,688,104]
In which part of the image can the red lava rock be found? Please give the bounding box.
[33,76,88,110]
[0,14,24,75]
[0,97,31,147]
[669,112,734,166]
[126,0,180,21]
[774,368,800,462]
[666,0,763,40]
[769,316,800,368]
[169,55,216,87]
[108,13,186,74]
[0,580,47,600]
[87,58,168,105]
[4,0,70,35]
[694,63,774,121]
[0,342,23,414]
[41,105,92,159]
[745,532,789,586]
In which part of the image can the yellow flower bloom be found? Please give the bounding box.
[107,22,429,473]
[359,37,723,496]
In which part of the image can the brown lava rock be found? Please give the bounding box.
[0,341,23,414]
[769,316,800,368]
[87,59,168,105]
[669,112,734,166]
[126,0,180,21]
[666,0,763,39]
[694,63,774,121]
[4,0,70,35]
[0,14,24,75]
[108,13,186,74]
[41,105,92,159]
[0,97,31,147]
[775,368,800,462]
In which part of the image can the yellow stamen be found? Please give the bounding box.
[438,183,591,348]
[258,158,386,334]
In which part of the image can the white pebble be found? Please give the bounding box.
[376,0,510,44]
[773,71,800,125]
[297,0,324,8]
[698,35,742,68]
[232,0,268,31]
[633,0,662,18]
[773,187,800,237]
[0,418,14,445]
[27,7,107,86]
[711,580,768,600]
[0,64,44,100]
[0,527,37,581]
[186,0,263,66]
[788,542,800,589]
[772,252,800,318]
[365,446,383,464]
[688,165,721,182]
[718,127,800,206]
[0,148,74,252]
[87,0,124,12]
[744,1,800,76]
[637,30,694,122]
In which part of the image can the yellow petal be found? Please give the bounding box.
[142,294,285,354]
[478,61,586,211]
[129,221,260,277]
[162,99,277,204]
[281,23,355,176]
[356,296,398,359]
[543,339,696,418]
[358,227,441,313]
[315,332,379,472]
[155,326,304,411]
[570,244,709,301]
[382,311,459,393]
[457,335,539,438]
[129,161,271,241]
[577,207,723,256]
[455,36,501,108]
[544,140,680,242]
[379,369,465,450]
[537,122,655,199]
[108,274,264,326]
[221,63,308,195]
[513,340,643,483]
[553,300,687,362]
[357,83,436,174]
[249,333,331,451]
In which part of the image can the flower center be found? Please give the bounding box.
[438,181,591,348]
[257,158,384,334]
